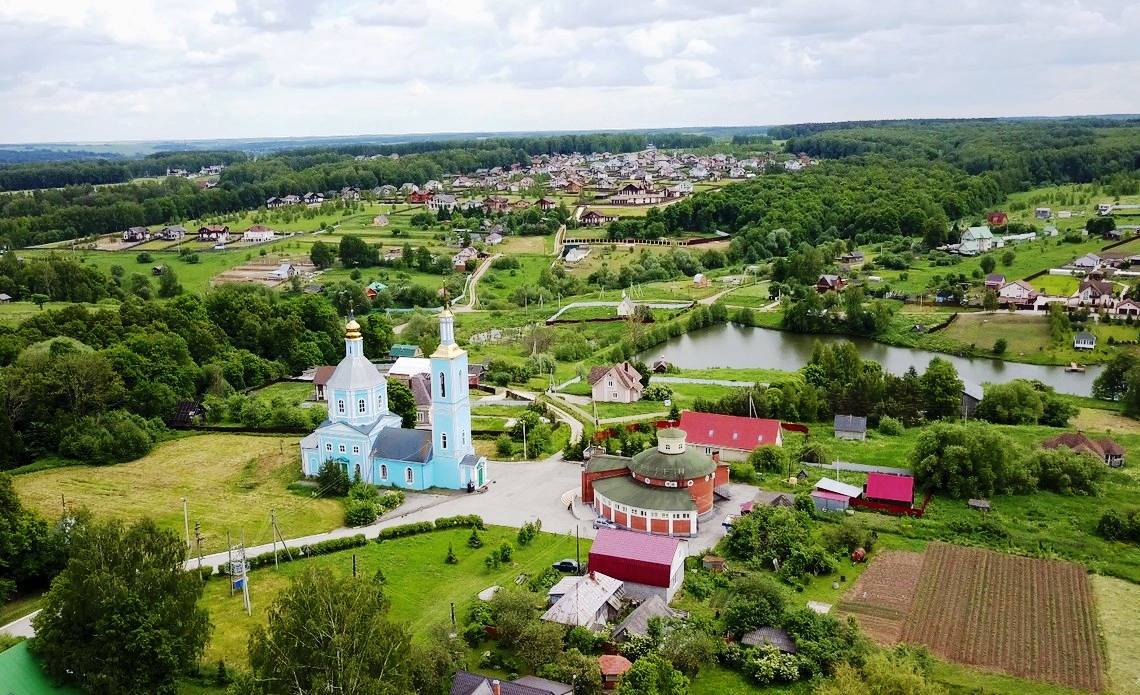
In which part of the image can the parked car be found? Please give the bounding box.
[552,559,580,573]
[722,514,737,531]
[592,517,619,530]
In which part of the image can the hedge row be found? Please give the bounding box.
[376,514,485,541]
[216,534,369,575]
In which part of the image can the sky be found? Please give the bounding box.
[2,0,1139,143]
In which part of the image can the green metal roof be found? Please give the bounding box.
[585,454,630,474]
[0,641,80,695]
[629,446,715,481]
[389,344,420,357]
[592,475,697,512]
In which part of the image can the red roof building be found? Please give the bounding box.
[864,472,914,505]
[677,410,782,462]
[599,655,633,690]
[588,528,686,601]
[986,211,1009,226]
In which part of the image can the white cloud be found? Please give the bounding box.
[0,0,1137,142]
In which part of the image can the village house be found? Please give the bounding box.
[158,225,186,241]
[678,410,783,462]
[580,209,616,227]
[387,356,431,385]
[485,231,504,246]
[536,197,557,211]
[959,226,995,255]
[1073,253,1102,271]
[267,263,296,281]
[311,365,335,401]
[742,628,798,655]
[408,190,432,204]
[1070,278,1115,309]
[541,571,625,631]
[429,194,457,212]
[196,224,229,243]
[1073,331,1097,350]
[600,655,633,691]
[984,273,1006,290]
[451,671,572,695]
[1042,431,1124,467]
[302,192,325,205]
[810,477,863,512]
[1035,207,1052,220]
[365,281,387,299]
[997,280,1038,308]
[389,343,423,359]
[612,595,683,641]
[1115,298,1140,317]
[962,382,984,419]
[838,250,865,265]
[816,274,846,292]
[986,211,1009,226]
[863,472,915,511]
[588,362,644,403]
[408,372,432,428]
[122,226,150,242]
[483,196,510,213]
[242,224,276,243]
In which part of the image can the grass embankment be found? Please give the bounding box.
[1092,575,1140,695]
[198,526,585,663]
[13,434,343,555]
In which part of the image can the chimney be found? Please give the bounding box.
[491,680,501,695]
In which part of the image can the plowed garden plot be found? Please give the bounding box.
[902,543,1104,693]
[837,550,925,644]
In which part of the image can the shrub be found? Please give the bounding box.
[484,553,501,570]
[822,519,877,554]
[498,542,513,563]
[343,499,378,527]
[517,520,541,546]
[1096,509,1140,542]
[467,528,484,549]
[316,459,350,497]
[877,416,903,436]
[993,337,1008,355]
[436,515,485,530]
[375,521,434,541]
[219,534,368,573]
[496,434,514,457]
[445,543,458,564]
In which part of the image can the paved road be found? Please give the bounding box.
[0,611,39,638]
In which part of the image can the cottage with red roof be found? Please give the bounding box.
[678,410,782,462]
[599,655,632,691]
[1042,432,1125,467]
[588,528,686,601]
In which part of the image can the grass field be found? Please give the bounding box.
[12,434,343,555]
[1031,274,1080,296]
[1092,575,1140,695]
[0,300,111,325]
[198,526,586,663]
[250,381,314,405]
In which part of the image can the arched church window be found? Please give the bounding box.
[377,394,383,410]
[440,372,446,398]
[337,400,345,414]
[441,433,448,449]
[381,464,388,479]
[405,467,414,484]
[354,464,361,479]
[357,399,366,414]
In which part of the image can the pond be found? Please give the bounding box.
[641,323,1104,396]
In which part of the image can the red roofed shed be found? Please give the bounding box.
[588,528,686,601]
[677,411,783,462]
[864,472,914,505]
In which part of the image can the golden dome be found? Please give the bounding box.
[345,317,362,339]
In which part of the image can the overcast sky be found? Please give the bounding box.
[2,0,1138,143]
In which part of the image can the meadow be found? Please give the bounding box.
[198,526,586,662]
[12,434,343,555]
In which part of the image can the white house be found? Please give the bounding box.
[428,194,457,212]
[243,225,276,243]
[959,226,994,255]
[267,263,296,280]
[1074,331,1096,350]
[588,362,644,403]
[997,280,1038,307]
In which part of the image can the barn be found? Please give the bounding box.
[862,472,915,512]
[587,528,686,602]
[810,477,862,512]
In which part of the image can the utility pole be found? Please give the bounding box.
[227,530,234,597]
[271,509,279,569]
[194,522,203,581]
[522,420,528,460]
[352,554,357,578]
[241,528,251,616]
[271,510,292,564]
[182,497,191,554]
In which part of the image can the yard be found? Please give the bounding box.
[12,434,344,555]
[250,380,314,405]
[198,526,586,663]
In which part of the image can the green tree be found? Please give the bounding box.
[814,646,946,695]
[316,459,350,497]
[909,422,1032,498]
[975,380,1044,424]
[992,337,1007,354]
[982,290,998,312]
[338,235,378,268]
[32,518,210,695]
[920,358,963,420]
[979,255,996,274]
[517,620,566,671]
[489,586,542,646]
[157,265,183,298]
[0,474,65,601]
[616,653,689,695]
[539,648,603,695]
[247,569,419,694]
[387,379,417,428]
[723,575,788,637]
[1001,250,1015,266]
[310,240,334,269]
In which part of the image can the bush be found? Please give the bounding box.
[496,434,514,457]
[517,520,541,546]
[484,553,501,570]
[822,519,876,554]
[376,521,434,541]
[343,499,378,527]
[316,459,350,497]
[993,337,1008,355]
[435,515,484,530]
[58,410,158,465]
[877,416,903,436]
[445,543,458,564]
[1096,509,1140,542]
[498,542,513,563]
[219,534,368,574]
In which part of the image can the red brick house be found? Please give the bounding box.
[816,274,846,292]
[407,190,432,204]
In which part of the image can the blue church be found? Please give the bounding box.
[300,308,486,490]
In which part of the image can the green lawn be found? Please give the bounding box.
[1031,274,1079,296]
[0,300,114,325]
[198,526,587,663]
[250,381,314,405]
[1092,575,1140,695]
[476,254,555,309]
[13,434,343,555]
[19,248,257,294]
